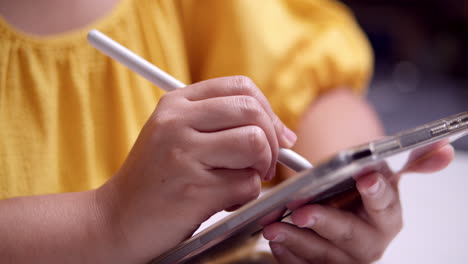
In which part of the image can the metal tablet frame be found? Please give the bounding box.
[153,111,468,264]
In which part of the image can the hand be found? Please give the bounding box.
[96,76,297,262]
[263,144,454,263]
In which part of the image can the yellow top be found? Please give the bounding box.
[0,0,372,198]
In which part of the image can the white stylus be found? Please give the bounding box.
[87,30,313,172]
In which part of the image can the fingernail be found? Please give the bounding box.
[298,216,316,228]
[282,126,297,148]
[367,177,382,196]
[266,167,276,181]
[264,232,285,242]
[270,243,284,255]
[271,233,285,242]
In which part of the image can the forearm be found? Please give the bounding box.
[280,88,382,205]
[289,88,383,171]
[0,190,126,263]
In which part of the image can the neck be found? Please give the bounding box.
[0,0,121,36]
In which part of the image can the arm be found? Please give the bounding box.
[0,77,295,263]
[0,191,124,263]
[287,88,383,168]
[264,88,454,263]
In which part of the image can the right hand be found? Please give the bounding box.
[96,76,296,262]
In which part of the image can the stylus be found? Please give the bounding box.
[87,29,313,172]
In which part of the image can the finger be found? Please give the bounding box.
[263,222,353,263]
[356,172,403,235]
[188,96,279,180]
[290,204,382,262]
[404,144,454,173]
[182,76,297,148]
[194,126,273,180]
[269,242,308,264]
[224,204,243,212]
[258,207,287,226]
[188,96,276,133]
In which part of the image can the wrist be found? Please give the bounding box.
[95,173,172,263]
[98,171,208,262]
[92,184,134,263]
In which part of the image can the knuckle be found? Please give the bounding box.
[230,75,256,94]
[395,216,404,232]
[157,92,174,106]
[246,126,268,154]
[157,92,169,104]
[167,147,190,165]
[272,113,283,130]
[370,199,401,217]
[333,218,355,243]
[341,228,355,243]
[181,183,199,200]
[236,96,262,118]
[367,247,385,262]
[151,111,179,130]
[245,127,272,176]
[239,173,262,202]
[181,182,210,202]
[359,236,390,263]
[242,168,259,180]
[152,94,183,129]
[386,213,403,237]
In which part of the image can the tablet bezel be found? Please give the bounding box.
[152,111,468,264]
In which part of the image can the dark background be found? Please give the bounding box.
[343,0,468,149]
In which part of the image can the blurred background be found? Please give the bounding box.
[339,2,468,263]
[343,0,468,149]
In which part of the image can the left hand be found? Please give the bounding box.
[263,144,454,263]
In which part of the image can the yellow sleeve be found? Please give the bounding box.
[177,0,373,129]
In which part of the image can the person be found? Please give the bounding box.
[0,0,454,263]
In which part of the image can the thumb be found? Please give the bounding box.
[272,115,297,148]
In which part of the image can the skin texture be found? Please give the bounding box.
[263,89,455,263]
[0,0,120,35]
[0,2,455,263]
[0,77,295,263]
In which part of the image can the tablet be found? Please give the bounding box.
[152,111,468,264]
